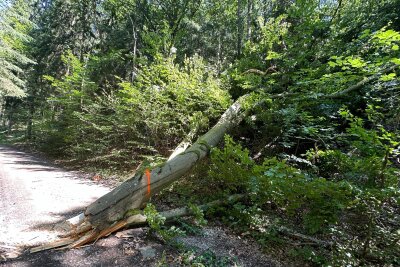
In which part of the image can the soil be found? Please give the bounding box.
[0,145,283,266]
[1,226,283,267]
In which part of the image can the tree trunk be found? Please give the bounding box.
[85,96,247,229]
[246,0,253,41]
[26,94,35,139]
[50,96,249,248]
[0,98,5,128]
[7,102,15,135]
[236,0,243,57]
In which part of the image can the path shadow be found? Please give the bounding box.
[26,207,87,232]
[0,145,99,184]
[0,146,59,169]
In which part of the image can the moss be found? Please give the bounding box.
[124,209,142,218]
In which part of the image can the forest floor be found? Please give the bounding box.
[0,145,283,267]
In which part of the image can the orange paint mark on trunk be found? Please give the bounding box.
[145,169,151,196]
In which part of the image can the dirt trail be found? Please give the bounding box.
[0,145,110,249]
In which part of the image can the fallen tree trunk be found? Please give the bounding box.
[276,226,333,248]
[44,96,249,248]
[85,97,247,229]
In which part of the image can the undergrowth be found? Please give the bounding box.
[202,107,399,266]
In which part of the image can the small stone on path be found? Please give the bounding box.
[139,246,156,259]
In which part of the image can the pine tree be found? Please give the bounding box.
[0,0,34,97]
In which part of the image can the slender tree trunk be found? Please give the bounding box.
[132,27,137,82]
[0,99,5,128]
[331,0,343,21]
[129,16,138,82]
[26,93,35,139]
[7,102,15,135]
[246,0,253,41]
[217,31,222,72]
[237,0,243,57]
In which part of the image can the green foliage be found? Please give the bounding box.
[309,106,399,188]
[306,108,400,265]
[209,135,254,192]
[180,249,236,267]
[210,135,353,233]
[36,52,230,167]
[0,0,34,97]
[144,203,185,243]
[288,246,326,266]
[209,107,399,265]
[261,159,352,233]
[118,54,230,148]
[1,1,400,266]
[188,203,207,226]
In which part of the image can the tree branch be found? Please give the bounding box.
[325,64,399,99]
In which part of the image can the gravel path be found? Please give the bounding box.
[0,145,110,250]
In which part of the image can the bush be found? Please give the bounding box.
[208,115,399,265]
[39,53,231,168]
